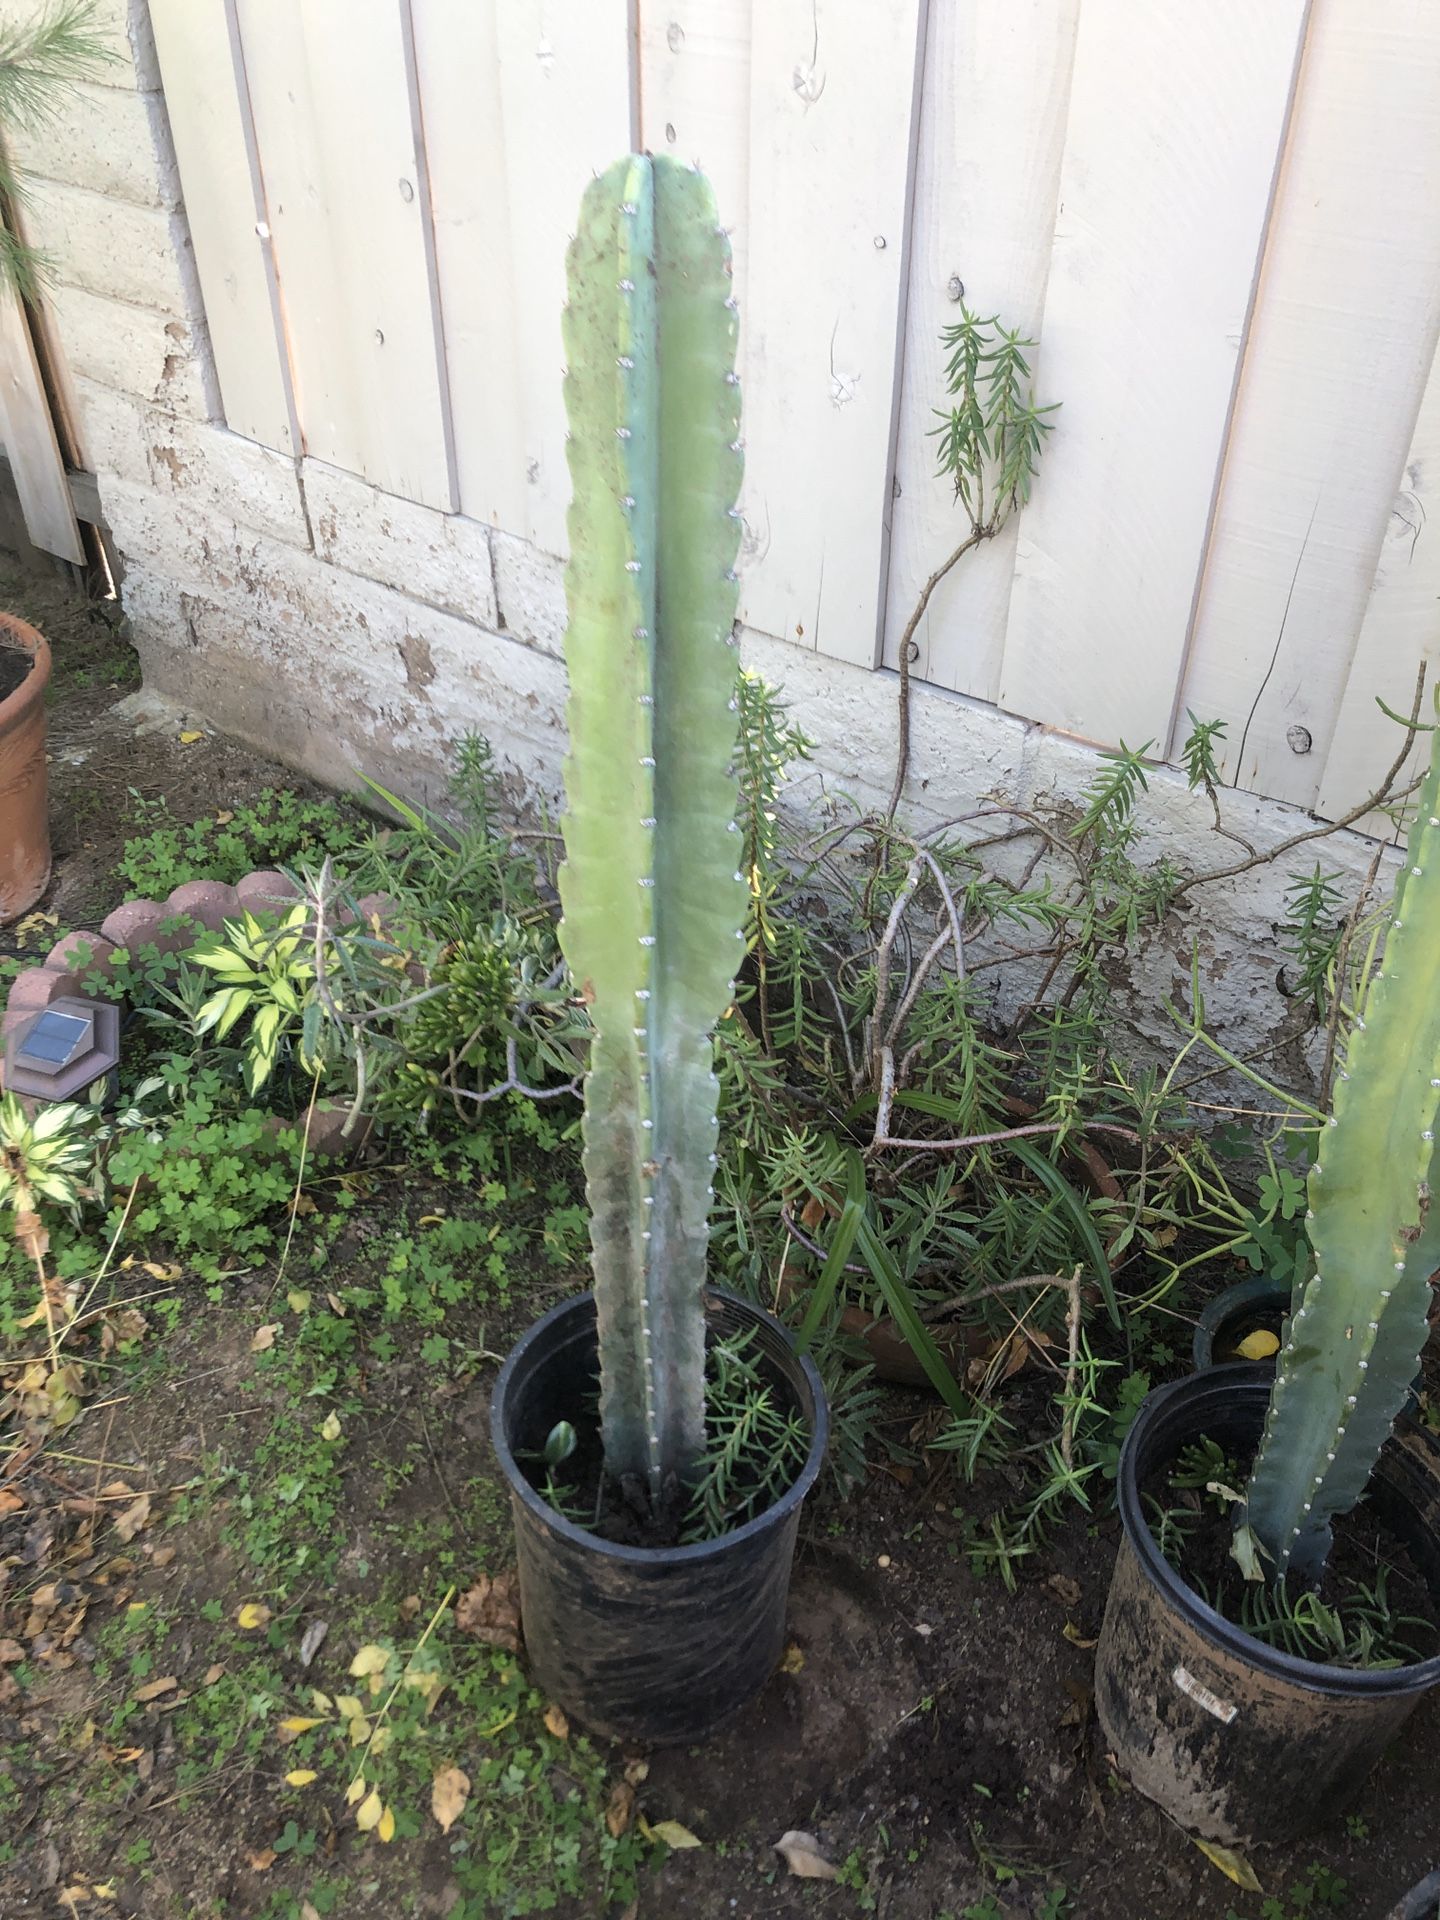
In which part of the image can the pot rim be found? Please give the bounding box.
[1117,1367,1440,1697]
[0,612,52,730]
[491,1285,829,1567]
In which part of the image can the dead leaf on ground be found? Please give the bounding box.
[455,1570,521,1651]
[623,1757,649,1786]
[647,1819,703,1851]
[203,1663,226,1685]
[249,1324,280,1354]
[0,1488,24,1516]
[0,1638,27,1663]
[298,1619,329,1668]
[605,1780,636,1838]
[543,1703,569,1739]
[112,1494,151,1543]
[1190,1835,1262,1892]
[774,1830,838,1879]
[246,1850,277,1873]
[236,1603,272,1631]
[1062,1621,1098,1650]
[432,1764,471,1834]
[133,1676,177,1702]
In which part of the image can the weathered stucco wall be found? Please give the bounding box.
[21,0,1405,1072]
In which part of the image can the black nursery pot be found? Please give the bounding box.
[1095,1367,1440,1845]
[490,1287,828,1745]
[1191,1277,1291,1371]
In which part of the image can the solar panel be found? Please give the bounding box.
[14,1009,89,1068]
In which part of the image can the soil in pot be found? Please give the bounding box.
[1145,1430,1440,1670]
[0,641,32,702]
[515,1317,810,1548]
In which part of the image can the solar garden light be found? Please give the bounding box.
[3,996,121,1103]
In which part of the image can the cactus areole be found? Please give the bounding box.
[557,155,747,1512]
[1239,722,1440,1584]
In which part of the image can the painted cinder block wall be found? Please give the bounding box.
[12,0,1410,1066]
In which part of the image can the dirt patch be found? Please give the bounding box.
[0,558,346,941]
[1,559,1439,1919]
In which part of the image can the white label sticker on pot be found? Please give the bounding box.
[1172,1664,1238,1725]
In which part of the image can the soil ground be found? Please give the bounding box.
[2,555,1437,1920]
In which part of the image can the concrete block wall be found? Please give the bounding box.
[15,0,1404,1068]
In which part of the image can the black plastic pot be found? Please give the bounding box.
[1192,1277,1291,1371]
[1095,1367,1440,1844]
[490,1286,828,1744]
[1386,1870,1440,1920]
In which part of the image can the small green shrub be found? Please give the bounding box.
[117,789,367,896]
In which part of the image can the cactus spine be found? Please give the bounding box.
[557,156,745,1504]
[1241,725,1440,1582]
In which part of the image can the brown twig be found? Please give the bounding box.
[1169,663,1428,906]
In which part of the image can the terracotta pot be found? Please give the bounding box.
[0,612,51,922]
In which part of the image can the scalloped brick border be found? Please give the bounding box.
[1,868,394,1157]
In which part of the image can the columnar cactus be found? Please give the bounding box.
[1240,726,1440,1582]
[558,155,746,1505]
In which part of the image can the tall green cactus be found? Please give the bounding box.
[557,155,746,1505]
[1240,725,1440,1583]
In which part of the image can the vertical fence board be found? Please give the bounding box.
[409,0,527,533]
[149,0,294,451]
[882,0,1079,698]
[638,3,752,305]
[739,0,925,665]
[235,0,452,507]
[0,278,83,562]
[1315,340,1440,830]
[996,1,1306,747]
[1176,4,1440,807]
[491,0,633,554]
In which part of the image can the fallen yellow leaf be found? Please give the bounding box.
[377,1805,396,1843]
[320,1412,342,1442]
[647,1818,704,1851]
[355,1786,384,1832]
[1236,1328,1280,1361]
[179,729,205,744]
[236,1603,271,1631]
[1191,1836,1262,1892]
[543,1703,569,1739]
[345,1774,367,1806]
[432,1764,471,1834]
[277,1715,326,1739]
[780,1643,805,1674]
[133,1676,177,1702]
[348,1643,390,1677]
[285,1769,318,1787]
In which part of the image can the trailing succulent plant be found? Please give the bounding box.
[1237,723,1440,1585]
[557,154,747,1510]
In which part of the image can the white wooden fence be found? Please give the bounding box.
[143,0,1440,821]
